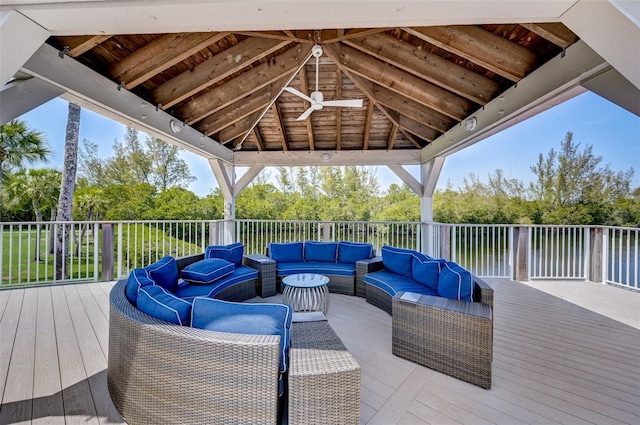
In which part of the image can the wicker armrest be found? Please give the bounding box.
[175,253,204,272]
[355,256,384,297]
[474,276,494,309]
[392,292,493,389]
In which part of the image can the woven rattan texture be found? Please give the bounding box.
[244,254,276,297]
[355,257,384,297]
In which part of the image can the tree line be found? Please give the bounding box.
[2,117,638,227]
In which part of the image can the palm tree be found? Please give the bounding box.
[0,119,51,197]
[7,168,61,260]
[74,189,105,255]
[56,103,81,280]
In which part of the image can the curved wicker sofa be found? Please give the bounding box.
[108,254,282,425]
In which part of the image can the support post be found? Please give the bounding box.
[102,223,114,282]
[513,226,529,281]
[589,227,604,283]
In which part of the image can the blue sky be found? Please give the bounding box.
[18,91,640,196]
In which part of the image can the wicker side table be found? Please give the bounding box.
[243,254,276,297]
[392,291,493,389]
[289,318,360,425]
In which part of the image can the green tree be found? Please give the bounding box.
[146,137,195,190]
[0,119,50,197]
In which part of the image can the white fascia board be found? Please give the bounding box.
[421,39,607,161]
[21,42,233,163]
[0,10,49,85]
[234,150,421,167]
[2,1,574,35]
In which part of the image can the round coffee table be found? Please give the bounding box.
[282,273,330,315]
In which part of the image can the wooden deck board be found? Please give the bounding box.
[0,279,639,424]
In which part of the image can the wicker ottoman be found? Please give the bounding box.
[288,318,361,425]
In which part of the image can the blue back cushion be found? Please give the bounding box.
[381,246,415,276]
[137,285,192,326]
[411,255,441,291]
[438,261,474,302]
[191,298,292,373]
[144,256,178,292]
[180,258,235,285]
[205,242,244,266]
[337,241,374,263]
[269,242,304,263]
[304,241,338,262]
[125,268,155,304]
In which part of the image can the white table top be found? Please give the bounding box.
[282,273,330,288]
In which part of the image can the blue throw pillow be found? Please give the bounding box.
[304,241,338,262]
[145,256,178,292]
[337,241,374,263]
[437,261,474,302]
[411,255,441,291]
[205,242,244,266]
[137,285,192,326]
[181,258,235,285]
[269,242,304,263]
[191,298,292,373]
[381,246,415,276]
[125,268,155,304]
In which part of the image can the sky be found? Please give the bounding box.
[17,91,640,196]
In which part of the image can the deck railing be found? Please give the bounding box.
[0,220,637,290]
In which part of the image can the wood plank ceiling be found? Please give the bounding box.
[48,24,577,152]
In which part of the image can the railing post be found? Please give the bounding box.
[116,222,123,278]
[101,223,114,282]
[589,227,604,283]
[439,225,451,260]
[514,226,529,281]
[322,222,331,242]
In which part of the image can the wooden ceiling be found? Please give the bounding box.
[48,24,578,153]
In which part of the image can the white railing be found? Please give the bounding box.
[0,219,637,290]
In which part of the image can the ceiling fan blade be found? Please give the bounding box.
[283,86,314,104]
[296,107,315,121]
[321,99,364,108]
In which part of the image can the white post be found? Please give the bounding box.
[420,157,445,257]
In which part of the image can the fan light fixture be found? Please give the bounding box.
[170,119,184,133]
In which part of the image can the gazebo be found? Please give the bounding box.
[2,1,638,247]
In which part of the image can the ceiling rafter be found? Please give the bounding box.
[217,110,262,144]
[363,101,373,150]
[153,37,290,110]
[252,127,265,151]
[110,32,229,89]
[174,43,312,123]
[60,34,112,57]
[387,124,398,149]
[335,68,342,150]
[520,23,578,48]
[335,42,474,120]
[271,102,289,151]
[298,65,316,151]
[344,33,499,104]
[403,26,537,81]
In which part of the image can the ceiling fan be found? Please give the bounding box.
[284,44,363,121]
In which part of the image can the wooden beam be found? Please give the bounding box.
[217,111,263,144]
[335,69,342,150]
[174,43,312,124]
[363,101,373,150]
[235,150,421,167]
[65,35,112,57]
[387,124,398,150]
[234,30,302,42]
[344,33,499,105]
[520,23,578,48]
[322,28,390,43]
[403,26,537,82]
[110,32,228,89]
[153,37,290,110]
[197,76,288,136]
[298,65,315,151]
[271,102,289,151]
[335,42,474,120]
[378,106,435,146]
[252,127,265,151]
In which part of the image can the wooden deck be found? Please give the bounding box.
[1,279,639,424]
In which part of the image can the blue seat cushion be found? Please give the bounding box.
[276,262,356,277]
[381,246,416,277]
[411,255,443,291]
[125,268,155,304]
[175,265,259,300]
[270,242,304,263]
[337,241,374,264]
[191,297,292,374]
[205,242,244,267]
[137,284,192,326]
[438,261,474,302]
[144,256,179,292]
[304,241,338,262]
[180,258,235,285]
[364,270,436,297]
